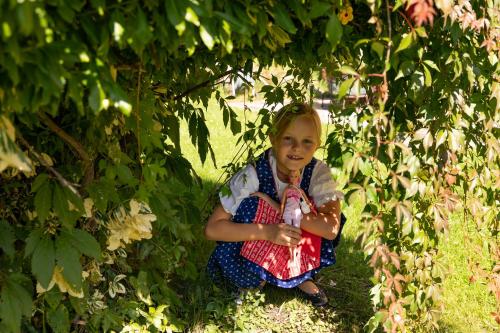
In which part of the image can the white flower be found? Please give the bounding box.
[106,200,156,251]
[36,266,84,298]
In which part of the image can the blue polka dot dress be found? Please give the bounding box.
[207,149,346,289]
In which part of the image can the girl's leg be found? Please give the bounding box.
[298,280,319,294]
[297,280,328,307]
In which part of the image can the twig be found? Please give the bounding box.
[375,0,393,159]
[397,9,415,32]
[173,69,237,101]
[38,112,94,187]
[17,135,81,197]
[136,61,143,170]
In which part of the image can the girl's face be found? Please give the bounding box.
[273,115,319,176]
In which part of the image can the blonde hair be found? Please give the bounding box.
[271,102,322,145]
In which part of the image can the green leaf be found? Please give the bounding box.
[55,234,82,290]
[395,33,413,53]
[358,159,374,176]
[338,77,356,100]
[63,229,101,259]
[53,184,73,228]
[47,305,70,333]
[348,188,366,212]
[339,65,358,76]
[197,118,209,164]
[34,181,52,222]
[435,130,447,148]
[4,56,19,85]
[115,100,132,116]
[415,26,428,38]
[116,164,137,186]
[57,4,75,23]
[199,25,214,49]
[309,2,331,19]
[31,173,49,193]
[87,179,119,212]
[185,7,200,26]
[16,3,34,35]
[222,107,229,127]
[325,15,342,48]
[88,80,105,114]
[0,220,15,258]
[273,3,297,34]
[395,61,415,80]
[288,0,308,24]
[413,128,429,141]
[423,59,440,71]
[371,41,384,59]
[229,110,241,135]
[423,64,432,87]
[63,186,84,214]
[32,237,56,289]
[24,229,43,258]
[165,0,183,26]
[44,289,63,310]
[0,274,32,333]
[188,112,197,145]
[131,8,153,55]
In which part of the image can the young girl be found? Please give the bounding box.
[205,102,345,307]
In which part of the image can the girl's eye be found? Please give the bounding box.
[303,139,313,145]
[283,136,292,142]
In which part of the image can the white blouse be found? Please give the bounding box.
[220,151,344,215]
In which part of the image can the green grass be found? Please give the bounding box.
[438,214,497,332]
[175,99,497,332]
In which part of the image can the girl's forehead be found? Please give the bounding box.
[283,115,318,134]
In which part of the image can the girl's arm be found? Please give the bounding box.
[204,204,302,246]
[299,199,341,240]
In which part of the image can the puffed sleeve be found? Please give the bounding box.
[309,160,344,207]
[219,164,259,215]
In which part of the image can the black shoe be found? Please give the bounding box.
[298,287,328,307]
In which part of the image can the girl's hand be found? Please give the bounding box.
[266,223,302,247]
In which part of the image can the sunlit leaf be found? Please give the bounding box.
[395,33,413,53]
[325,15,342,48]
[338,77,356,100]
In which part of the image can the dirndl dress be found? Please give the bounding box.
[207,149,346,289]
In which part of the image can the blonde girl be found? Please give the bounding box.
[205,102,345,307]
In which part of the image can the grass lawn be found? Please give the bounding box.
[175,98,497,332]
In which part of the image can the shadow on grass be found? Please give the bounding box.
[259,234,375,332]
[167,177,375,332]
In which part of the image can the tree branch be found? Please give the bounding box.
[173,69,237,101]
[17,135,81,197]
[38,112,94,187]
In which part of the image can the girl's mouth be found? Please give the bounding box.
[287,155,303,161]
